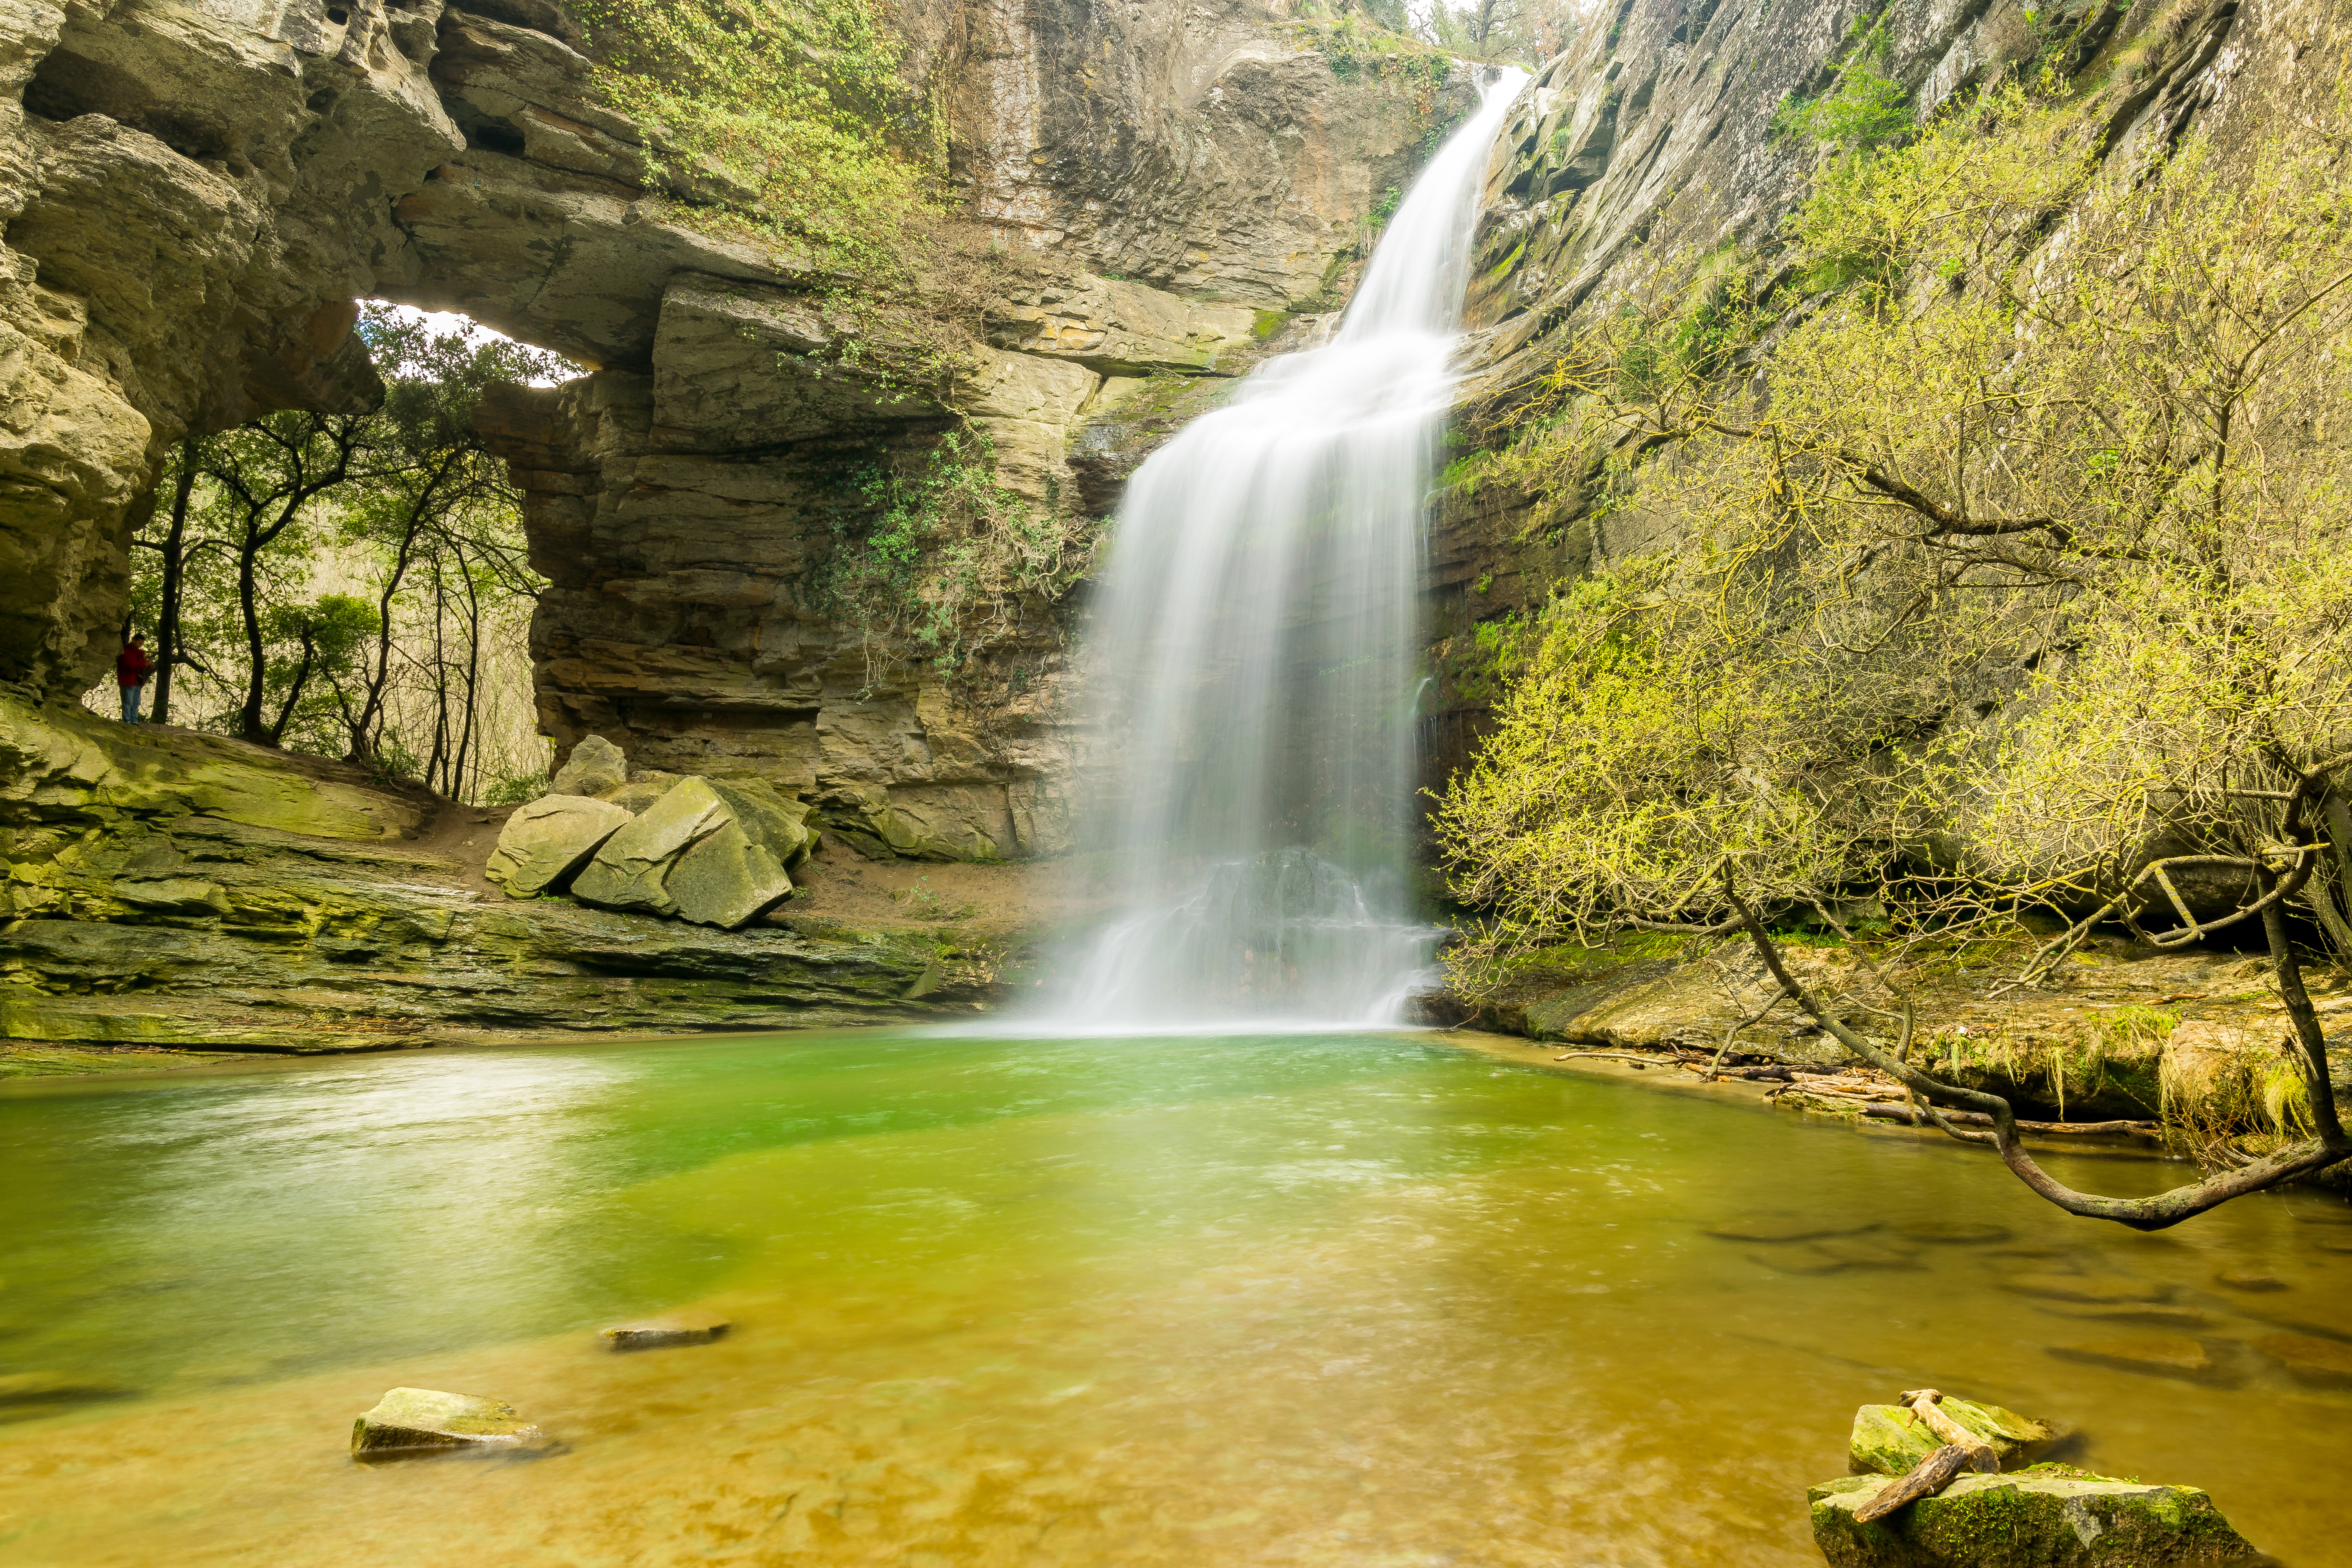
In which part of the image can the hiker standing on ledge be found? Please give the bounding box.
[116,633,153,724]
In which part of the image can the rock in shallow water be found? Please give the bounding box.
[1849,1398,2053,1476]
[2251,1332,2352,1387]
[601,1309,731,1351]
[350,1387,552,1461]
[2046,1336,2227,1383]
[1811,1464,2256,1566]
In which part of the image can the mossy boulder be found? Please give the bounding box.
[1811,1464,2256,1566]
[548,733,627,797]
[571,777,733,916]
[350,1387,551,1461]
[1851,1399,2055,1476]
[486,795,633,897]
[665,820,793,929]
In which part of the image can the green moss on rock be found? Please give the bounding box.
[1812,1464,2258,1566]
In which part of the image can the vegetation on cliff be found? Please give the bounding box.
[1436,74,2352,1222]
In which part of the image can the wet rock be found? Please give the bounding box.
[1705,1214,1880,1243]
[1809,1236,1922,1271]
[2307,1234,2352,1255]
[485,796,634,898]
[2250,1332,2352,1387]
[2046,1336,2228,1383]
[601,1309,731,1351]
[1811,1463,2256,1566]
[350,1387,552,1461]
[665,821,793,930]
[549,734,628,797]
[1893,1221,2013,1246]
[2212,1268,2287,1293]
[2005,1273,2171,1305]
[1849,1398,2054,1477]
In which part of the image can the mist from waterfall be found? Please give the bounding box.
[1047,67,1530,1030]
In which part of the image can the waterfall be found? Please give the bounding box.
[1051,67,1530,1030]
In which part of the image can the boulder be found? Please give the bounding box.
[1850,1399,2054,1476]
[1810,1464,2256,1566]
[571,777,734,916]
[485,797,634,898]
[549,734,628,797]
[602,771,682,815]
[350,1387,551,1461]
[600,1309,731,1351]
[568,777,800,927]
[666,821,793,929]
[705,777,817,871]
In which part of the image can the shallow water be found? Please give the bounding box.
[0,1029,2345,1566]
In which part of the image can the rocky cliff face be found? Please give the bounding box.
[0,0,1464,857]
[1419,0,2328,793]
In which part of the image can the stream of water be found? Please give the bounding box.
[0,1031,2345,1566]
[1050,69,1530,1030]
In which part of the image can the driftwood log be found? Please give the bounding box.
[1901,1389,1999,1472]
[1852,1443,1971,1524]
[1829,1099,2160,1137]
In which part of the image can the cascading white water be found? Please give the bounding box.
[1052,67,1530,1030]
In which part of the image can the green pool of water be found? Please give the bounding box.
[0,1027,2345,1566]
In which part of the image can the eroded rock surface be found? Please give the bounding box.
[351,1387,550,1461]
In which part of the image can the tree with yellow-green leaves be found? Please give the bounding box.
[1436,84,2352,1227]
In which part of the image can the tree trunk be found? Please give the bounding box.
[153,441,198,725]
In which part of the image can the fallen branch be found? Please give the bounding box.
[1902,1390,1997,1473]
[1853,1444,1971,1524]
[1809,1098,2159,1136]
[1551,1050,1675,1067]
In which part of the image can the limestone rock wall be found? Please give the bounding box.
[0,0,1463,860]
[1420,0,2335,798]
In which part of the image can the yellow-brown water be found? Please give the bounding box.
[0,1028,2345,1566]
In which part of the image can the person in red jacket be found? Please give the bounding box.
[116,634,153,724]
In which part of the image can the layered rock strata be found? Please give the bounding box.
[0,0,1466,864]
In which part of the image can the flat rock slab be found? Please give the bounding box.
[2047,1336,2228,1383]
[1811,1465,2256,1566]
[1850,1397,2054,1477]
[2252,1332,2352,1387]
[351,1387,552,1461]
[2005,1272,2171,1305]
[601,1310,731,1351]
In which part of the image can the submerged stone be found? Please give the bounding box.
[350,1387,551,1461]
[0,1371,134,1407]
[2005,1273,2171,1305]
[1849,1398,2054,1476]
[486,796,633,898]
[2034,1301,2209,1328]
[2251,1332,2352,1387]
[1705,1213,1880,1243]
[1893,1221,2013,1245]
[601,1309,732,1351]
[1811,1464,2256,1566]
[2047,1336,2227,1383]
[2212,1268,2287,1292]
